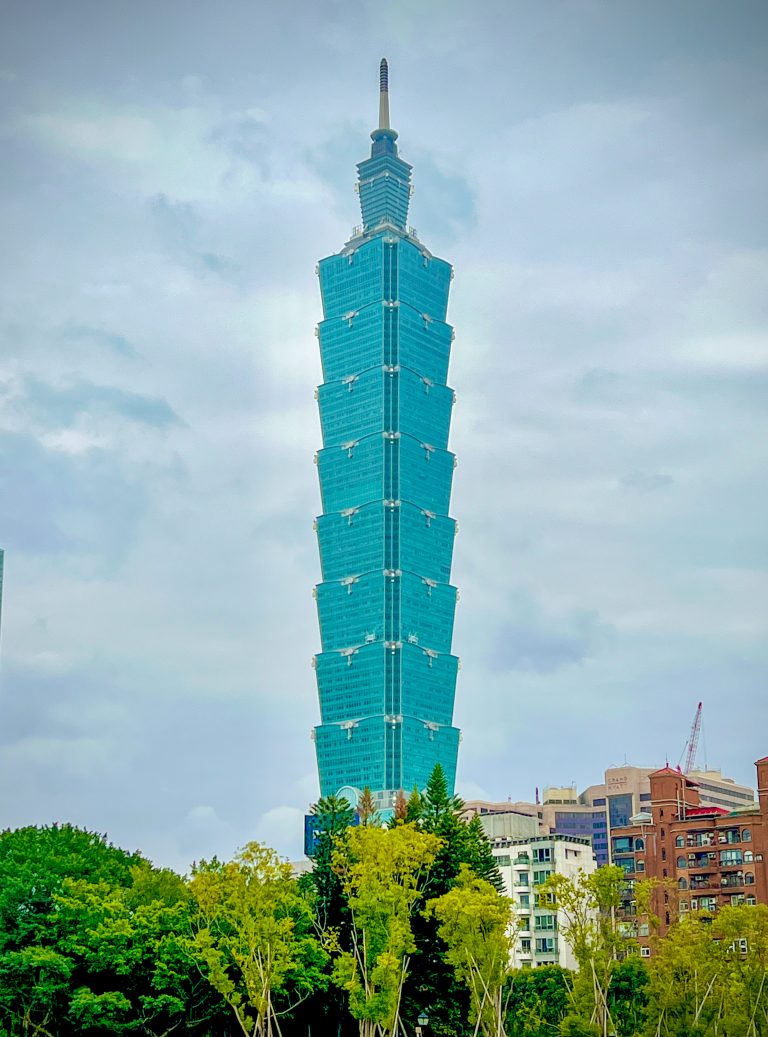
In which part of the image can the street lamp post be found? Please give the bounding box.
[415,1012,429,1036]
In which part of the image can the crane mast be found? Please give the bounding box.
[684,701,703,773]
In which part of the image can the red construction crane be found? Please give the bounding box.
[684,701,703,773]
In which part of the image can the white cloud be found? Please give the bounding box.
[0,0,766,870]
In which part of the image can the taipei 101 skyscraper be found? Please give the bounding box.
[312,61,461,810]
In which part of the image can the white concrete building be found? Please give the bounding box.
[491,834,597,971]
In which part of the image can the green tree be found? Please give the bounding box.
[53,864,224,1035]
[427,866,514,1037]
[539,866,626,1037]
[607,955,649,1037]
[712,904,768,1036]
[643,904,768,1036]
[464,814,504,893]
[0,824,228,1037]
[299,795,358,1036]
[331,823,442,1037]
[305,795,356,932]
[641,912,720,1036]
[190,841,327,1037]
[0,945,74,1037]
[405,786,424,825]
[505,964,572,1037]
[394,766,504,1035]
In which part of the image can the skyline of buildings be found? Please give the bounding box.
[312,61,461,808]
[467,762,757,868]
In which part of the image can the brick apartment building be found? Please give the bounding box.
[610,755,768,953]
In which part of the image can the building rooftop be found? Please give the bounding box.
[489,834,593,849]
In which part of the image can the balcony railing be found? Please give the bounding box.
[720,875,745,889]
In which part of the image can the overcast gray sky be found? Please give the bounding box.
[1,0,766,868]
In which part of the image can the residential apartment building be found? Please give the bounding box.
[610,756,768,952]
[490,835,597,970]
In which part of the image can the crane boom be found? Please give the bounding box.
[684,701,703,773]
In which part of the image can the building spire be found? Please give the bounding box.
[378,58,390,130]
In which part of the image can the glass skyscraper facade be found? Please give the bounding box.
[312,62,461,808]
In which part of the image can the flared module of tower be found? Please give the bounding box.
[311,60,461,814]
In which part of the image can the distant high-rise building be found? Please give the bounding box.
[311,61,461,809]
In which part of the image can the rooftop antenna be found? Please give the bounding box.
[378,58,390,130]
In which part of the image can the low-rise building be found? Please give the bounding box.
[610,755,768,953]
[490,834,596,971]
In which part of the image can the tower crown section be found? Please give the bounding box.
[357,59,412,231]
[357,136,412,232]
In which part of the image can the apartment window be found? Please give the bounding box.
[677,857,687,868]
[638,923,649,937]
[535,914,556,931]
[678,878,688,890]
[744,851,754,863]
[747,896,756,907]
[532,847,552,863]
[495,854,511,867]
[535,938,556,954]
[640,947,651,958]
[520,939,531,952]
[720,850,743,866]
[636,860,645,872]
[745,873,755,885]
[742,829,752,842]
[533,869,551,885]
[676,835,685,848]
[661,848,666,862]
[518,894,530,907]
[680,901,689,912]
[635,838,645,851]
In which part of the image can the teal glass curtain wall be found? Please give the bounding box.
[312,94,461,806]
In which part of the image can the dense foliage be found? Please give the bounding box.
[0,824,231,1036]
[2,779,767,1036]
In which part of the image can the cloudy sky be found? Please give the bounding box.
[1,0,766,869]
